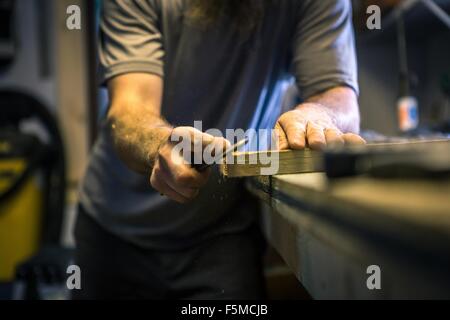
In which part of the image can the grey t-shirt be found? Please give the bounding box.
[79,0,358,249]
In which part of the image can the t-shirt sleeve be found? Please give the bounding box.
[293,0,358,100]
[98,0,164,84]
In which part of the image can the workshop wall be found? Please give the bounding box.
[354,0,450,135]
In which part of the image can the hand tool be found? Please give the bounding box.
[192,137,249,172]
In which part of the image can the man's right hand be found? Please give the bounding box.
[106,74,229,203]
[150,127,229,204]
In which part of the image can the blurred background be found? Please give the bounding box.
[0,0,449,300]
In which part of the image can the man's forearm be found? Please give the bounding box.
[104,73,169,175]
[302,86,361,134]
[107,108,172,174]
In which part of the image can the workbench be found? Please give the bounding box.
[247,173,450,299]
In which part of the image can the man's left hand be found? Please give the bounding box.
[275,102,366,150]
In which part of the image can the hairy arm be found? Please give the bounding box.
[106,73,172,174]
[105,72,227,203]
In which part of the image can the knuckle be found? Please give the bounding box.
[173,126,188,135]
[176,171,195,185]
[150,176,155,188]
[158,146,170,160]
[150,174,159,190]
[290,140,305,149]
[278,112,291,123]
[159,149,176,167]
[152,165,162,177]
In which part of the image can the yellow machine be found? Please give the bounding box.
[0,135,44,281]
[0,91,66,292]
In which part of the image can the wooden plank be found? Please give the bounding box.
[221,139,450,178]
[220,149,322,177]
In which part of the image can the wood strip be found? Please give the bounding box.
[220,149,323,177]
[220,139,450,178]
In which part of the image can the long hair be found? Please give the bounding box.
[187,0,267,34]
